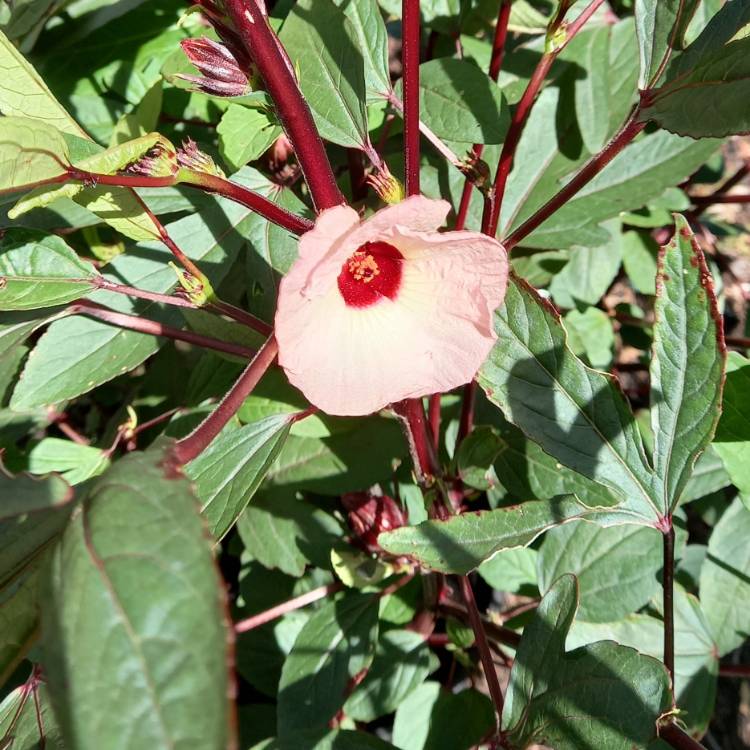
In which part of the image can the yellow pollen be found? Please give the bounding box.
[347,251,380,283]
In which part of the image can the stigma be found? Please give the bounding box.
[337,241,403,308]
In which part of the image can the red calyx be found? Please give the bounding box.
[342,491,407,554]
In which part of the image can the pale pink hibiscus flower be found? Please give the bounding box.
[274,195,508,416]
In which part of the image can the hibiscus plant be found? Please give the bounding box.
[1,0,750,748]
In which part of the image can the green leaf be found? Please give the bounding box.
[0,230,98,310]
[568,584,718,735]
[38,0,191,142]
[0,29,87,136]
[394,59,509,145]
[622,230,659,295]
[650,215,725,514]
[0,567,40,685]
[11,133,171,242]
[237,493,343,576]
[25,437,110,485]
[0,463,72,520]
[573,25,611,153]
[477,547,538,595]
[218,105,282,172]
[0,491,72,594]
[279,0,369,148]
[563,307,615,370]
[641,3,750,137]
[11,168,266,409]
[344,630,438,721]
[699,497,750,656]
[477,277,658,523]
[333,0,390,101]
[635,0,700,88]
[391,682,494,750]
[255,728,398,749]
[378,496,619,575]
[0,116,69,191]
[266,417,406,495]
[470,414,617,506]
[537,522,663,622]
[41,449,235,750]
[276,592,379,737]
[514,132,719,249]
[502,574,672,749]
[712,351,750,496]
[242,178,308,321]
[548,235,623,309]
[186,415,294,542]
[0,682,64,749]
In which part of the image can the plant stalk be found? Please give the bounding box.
[459,575,506,725]
[171,334,278,465]
[223,0,344,211]
[235,582,343,633]
[68,300,257,360]
[663,522,675,683]
[504,112,647,250]
[179,171,314,234]
[402,0,422,196]
[659,722,706,750]
[483,0,605,238]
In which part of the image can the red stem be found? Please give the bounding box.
[482,53,554,237]
[64,167,314,235]
[663,523,675,684]
[719,664,750,678]
[180,171,313,234]
[92,277,197,309]
[393,398,439,481]
[235,582,342,633]
[66,169,176,188]
[659,723,706,750]
[68,300,257,360]
[223,0,344,211]
[93,267,271,336]
[488,0,512,81]
[428,393,441,452]
[504,113,647,250]
[457,381,477,448]
[171,334,278,465]
[459,575,505,725]
[483,0,606,239]
[402,0,421,196]
[691,193,750,205]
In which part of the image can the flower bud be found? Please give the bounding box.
[342,492,407,554]
[177,37,250,97]
[125,138,178,178]
[367,165,404,205]
[176,138,225,177]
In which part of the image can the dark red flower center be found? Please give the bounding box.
[337,241,403,308]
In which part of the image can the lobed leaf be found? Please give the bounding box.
[502,574,672,749]
[477,276,658,524]
[378,495,623,575]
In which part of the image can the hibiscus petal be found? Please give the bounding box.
[275,209,508,416]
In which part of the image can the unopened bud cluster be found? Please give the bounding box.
[178,37,251,97]
[342,491,407,554]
